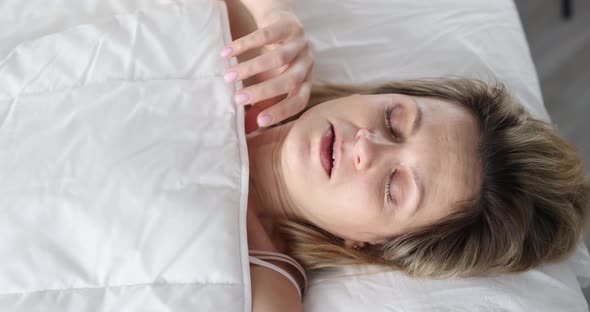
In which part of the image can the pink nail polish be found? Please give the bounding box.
[235,93,250,104]
[258,114,272,127]
[221,47,233,57]
[224,71,238,82]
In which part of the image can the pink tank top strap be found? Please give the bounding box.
[248,249,308,299]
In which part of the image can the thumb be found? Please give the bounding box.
[245,106,263,134]
[244,96,283,134]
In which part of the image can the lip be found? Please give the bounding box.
[332,125,339,175]
[319,124,335,177]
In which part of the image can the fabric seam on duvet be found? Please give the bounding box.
[0,281,241,297]
[215,1,252,312]
[0,76,226,102]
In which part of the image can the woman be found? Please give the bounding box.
[222,1,590,311]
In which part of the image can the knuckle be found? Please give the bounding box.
[253,85,269,100]
[285,76,299,90]
[250,59,265,73]
[237,65,250,78]
[291,19,304,33]
[297,72,306,83]
[278,51,290,64]
[244,61,259,75]
[233,39,246,51]
[271,54,285,68]
[292,66,306,82]
[260,27,273,41]
[252,55,268,71]
[261,57,275,70]
[298,86,310,99]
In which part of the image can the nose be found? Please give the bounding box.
[353,128,390,171]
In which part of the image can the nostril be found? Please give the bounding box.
[355,155,360,166]
[355,129,365,141]
[355,128,364,141]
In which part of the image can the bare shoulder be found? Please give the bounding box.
[250,263,304,312]
[248,207,303,311]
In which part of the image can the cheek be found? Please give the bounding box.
[282,143,314,211]
[283,137,302,179]
[334,178,382,217]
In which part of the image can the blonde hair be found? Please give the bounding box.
[278,78,590,278]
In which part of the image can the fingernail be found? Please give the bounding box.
[221,47,233,57]
[235,93,250,105]
[224,71,238,82]
[258,114,272,127]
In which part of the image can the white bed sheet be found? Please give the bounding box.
[293,0,590,311]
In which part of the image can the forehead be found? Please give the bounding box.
[323,93,391,106]
[415,96,481,218]
[347,93,391,104]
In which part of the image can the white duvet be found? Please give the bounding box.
[0,0,251,311]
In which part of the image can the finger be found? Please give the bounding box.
[234,52,312,105]
[244,96,282,134]
[255,63,289,85]
[257,80,311,128]
[245,105,263,134]
[221,20,291,58]
[224,38,306,83]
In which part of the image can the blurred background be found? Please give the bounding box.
[513,0,589,302]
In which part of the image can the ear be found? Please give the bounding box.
[343,239,367,249]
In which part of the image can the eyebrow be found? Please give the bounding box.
[409,98,425,216]
[411,97,423,136]
[410,166,425,217]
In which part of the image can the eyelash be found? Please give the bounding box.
[384,105,401,139]
[384,105,400,204]
[385,169,396,203]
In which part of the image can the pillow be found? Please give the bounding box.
[294,0,590,311]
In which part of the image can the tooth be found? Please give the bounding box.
[332,145,335,161]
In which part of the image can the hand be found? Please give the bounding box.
[221,10,314,133]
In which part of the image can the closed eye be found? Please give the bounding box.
[385,105,402,139]
[385,169,396,204]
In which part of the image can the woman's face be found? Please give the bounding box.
[280,93,481,246]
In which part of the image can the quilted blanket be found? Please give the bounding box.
[0,0,251,311]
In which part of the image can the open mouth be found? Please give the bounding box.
[320,124,336,177]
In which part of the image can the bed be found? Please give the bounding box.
[0,0,588,311]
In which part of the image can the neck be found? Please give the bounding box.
[247,124,301,222]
